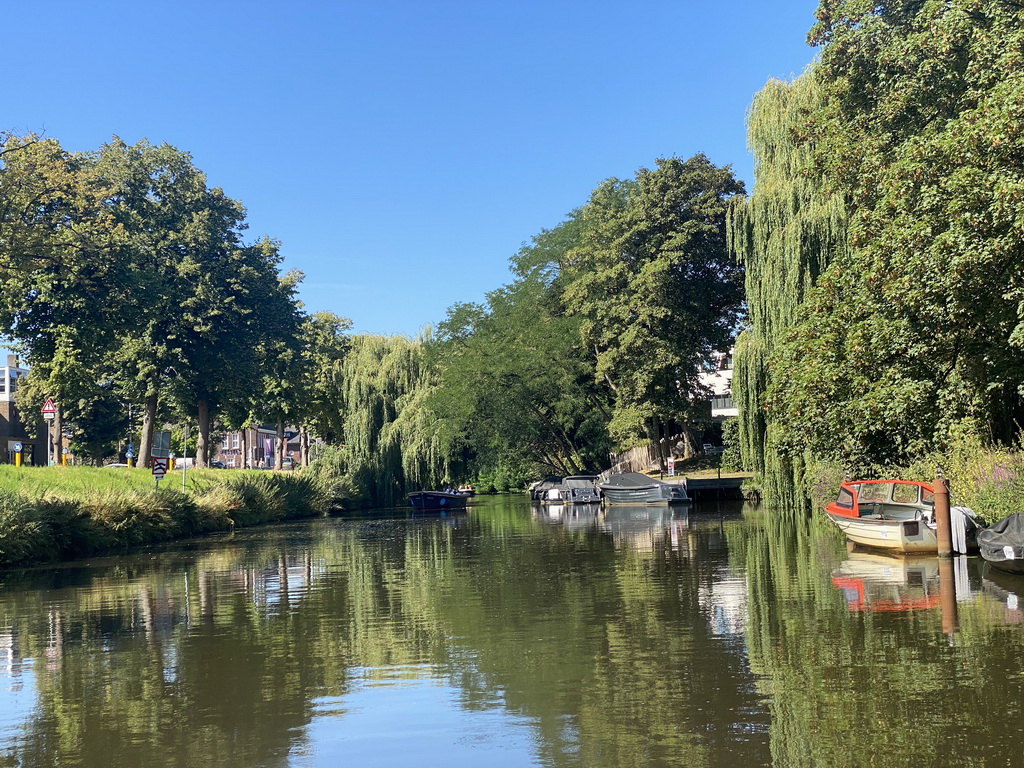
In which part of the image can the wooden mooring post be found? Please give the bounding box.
[934,469,953,558]
[938,557,959,636]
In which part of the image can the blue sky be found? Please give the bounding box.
[5,1,818,337]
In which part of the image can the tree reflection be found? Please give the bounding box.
[7,499,1023,767]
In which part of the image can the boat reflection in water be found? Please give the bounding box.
[831,550,944,613]
[599,504,677,551]
[980,564,1024,625]
[563,503,601,532]
[530,502,602,531]
[534,503,566,524]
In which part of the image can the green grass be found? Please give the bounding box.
[0,465,330,568]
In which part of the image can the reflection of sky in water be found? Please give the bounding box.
[0,636,35,758]
[295,665,543,768]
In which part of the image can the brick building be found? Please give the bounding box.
[212,425,302,469]
[0,355,47,465]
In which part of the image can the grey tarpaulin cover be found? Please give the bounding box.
[599,472,661,489]
[977,512,1024,571]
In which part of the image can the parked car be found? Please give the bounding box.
[210,460,226,469]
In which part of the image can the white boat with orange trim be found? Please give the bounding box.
[824,479,977,554]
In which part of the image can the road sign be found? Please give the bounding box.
[152,430,171,458]
[152,457,169,477]
[125,450,134,459]
[12,442,22,453]
[41,398,56,420]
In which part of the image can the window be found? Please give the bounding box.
[712,395,734,410]
[221,434,230,450]
[231,433,240,449]
[859,483,892,503]
[892,483,920,504]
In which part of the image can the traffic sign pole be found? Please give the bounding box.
[41,399,57,467]
[151,457,169,491]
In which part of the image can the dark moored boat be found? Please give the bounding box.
[978,513,1024,575]
[530,475,601,504]
[598,472,690,505]
[561,475,601,504]
[528,477,564,503]
[408,491,470,511]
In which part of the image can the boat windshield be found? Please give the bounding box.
[892,483,920,504]
[847,481,931,506]
[857,483,893,503]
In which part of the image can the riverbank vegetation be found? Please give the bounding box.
[0,466,328,567]
[5,1,1024,520]
[730,0,1024,520]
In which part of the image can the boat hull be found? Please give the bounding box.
[826,512,938,554]
[981,554,1024,575]
[601,486,669,505]
[408,491,469,511]
[600,484,689,505]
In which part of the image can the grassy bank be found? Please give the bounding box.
[0,465,330,568]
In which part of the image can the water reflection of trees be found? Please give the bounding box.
[0,503,773,767]
[17,498,1024,767]
[737,509,1024,768]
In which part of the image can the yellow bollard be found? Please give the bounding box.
[14,452,21,467]
[127,457,133,468]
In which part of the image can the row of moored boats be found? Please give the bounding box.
[409,472,692,512]
[529,472,690,505]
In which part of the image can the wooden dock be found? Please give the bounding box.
[682,475,749,501]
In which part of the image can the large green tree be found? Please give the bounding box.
[96,139,303,467]
[767,0,1024,470]
[295,311,352,455]
[432,274,610,478]
[562,155,745,464]
[332,334,455,506]
[728,73,848,506]
[0,135,122,458]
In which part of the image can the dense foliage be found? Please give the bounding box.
[731,0,1024,509]
[427,155,745,484]
[0,134,348,469]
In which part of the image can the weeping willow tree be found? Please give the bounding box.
[727,72,848,509]
[332,334,462,506]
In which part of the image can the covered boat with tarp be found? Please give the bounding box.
[978,513,1024,575]
[528,475,601,504]
[598,472,690,505]
[560,475,601,504]
[528,477,564,503]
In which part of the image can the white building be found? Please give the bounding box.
[700,350,737,420]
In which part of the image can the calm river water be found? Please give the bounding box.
[1,495,1023,767]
